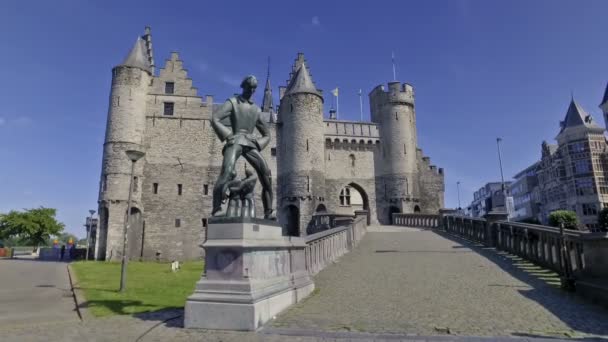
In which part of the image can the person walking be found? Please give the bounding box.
[60,245,65,261]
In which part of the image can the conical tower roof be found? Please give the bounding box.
[120,37,151,72]
[559,99,602,133]
[284,62,320,97]
[262,59,274,113]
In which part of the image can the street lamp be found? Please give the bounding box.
[85,209,95,261]
[456,181,462,212]
[496,137,509,221]
[120,149,145,292]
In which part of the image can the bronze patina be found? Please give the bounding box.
[211,75,273,219]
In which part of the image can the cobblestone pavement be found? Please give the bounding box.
[271,226,608,339]
[0,308,594,342]
[2,226,608,341]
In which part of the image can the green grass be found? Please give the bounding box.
[71,260,204,317]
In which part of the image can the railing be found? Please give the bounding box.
[392,213,440,228]
[305,216,367,275]
[442,215,588,278]
[307,213,356,235]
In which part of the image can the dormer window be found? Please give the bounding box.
[165,82,175,94]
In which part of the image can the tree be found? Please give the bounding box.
[56,232,78,246]
[598,208,608,232]
[548,210,579,230]
[0,207,65,247]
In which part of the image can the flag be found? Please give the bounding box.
[331,87,339,97]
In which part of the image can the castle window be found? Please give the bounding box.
[103,175,107,191]
[404,144,406,154]
[202,218,208,228]
[175,218,181,228]
[153,183,158,194]
[306,139,309,152]
[133,176,139,192]
[340,187,351,206]
[349,154,356,167]
[271,147,276,156]
[203,184,209,195]
[164,102,174,116]
[177,184,183,195]
[165,82,175,94]
[395,112,398,120]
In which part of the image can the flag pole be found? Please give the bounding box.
[359,89,363,121]
[392,51,397,81]
[332,87,339,120]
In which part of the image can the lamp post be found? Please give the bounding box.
[496,137,510,221]
[85,209,95,261]
[120,150,145,292]
[457,181,461,212]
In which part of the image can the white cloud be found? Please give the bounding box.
[220,75,241,87]
[311,16,321,26]
[13,116,32,126]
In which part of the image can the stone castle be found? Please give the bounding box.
[94,27,444,261]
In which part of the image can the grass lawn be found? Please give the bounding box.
[71,261,204,317]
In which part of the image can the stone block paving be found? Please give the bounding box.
[271,226,608,339]
[2,226,608,341]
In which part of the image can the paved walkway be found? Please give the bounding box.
[0,258,80,328]
[271,226,608,339]
[2,226,608,341]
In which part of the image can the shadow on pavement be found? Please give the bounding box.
[433,229,608,338]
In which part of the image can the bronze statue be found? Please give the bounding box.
[211,75,274,219]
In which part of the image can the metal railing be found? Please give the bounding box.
[304,216,367,275]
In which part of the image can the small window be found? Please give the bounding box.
[203,184,209,195]
[133,176,139,192]
[271,147,277,156]
[164,102,174,116]
[175,219,181,227]
[202,218,208,228]
[165,82,175,94]
[103,175,107,191]
[153,183,158,194]
[177,184,182,195]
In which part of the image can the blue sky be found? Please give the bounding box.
[1,0,608,238]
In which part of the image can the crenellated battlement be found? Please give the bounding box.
[369,82,415,107]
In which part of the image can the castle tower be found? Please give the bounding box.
[369,82,419,222]
[96,31,152,260]
[277,53,325,235]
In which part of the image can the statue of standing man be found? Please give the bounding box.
[211,75,274,219]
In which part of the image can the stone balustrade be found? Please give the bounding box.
[392,213,440,228]
[441,213,608,296]
[305,216,367,275]
[307,213,356,235]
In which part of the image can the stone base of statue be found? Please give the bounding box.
[184,217,314,331]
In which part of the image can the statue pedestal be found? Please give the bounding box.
[184,218,314,331]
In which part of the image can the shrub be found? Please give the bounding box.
[519,217,541,225]
[597,208,608,232]
[548,210,579,230]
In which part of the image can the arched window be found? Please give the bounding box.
[349,154,356,167]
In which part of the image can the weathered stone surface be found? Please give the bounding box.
[95,28,444,261]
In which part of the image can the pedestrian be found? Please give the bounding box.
[60,245,66,260]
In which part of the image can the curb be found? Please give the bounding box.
[67,263,91,321]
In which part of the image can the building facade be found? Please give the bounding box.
[510,162,541,222]
[94,28,445,261]
[536,99,608,230]
[467,182,513,218]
